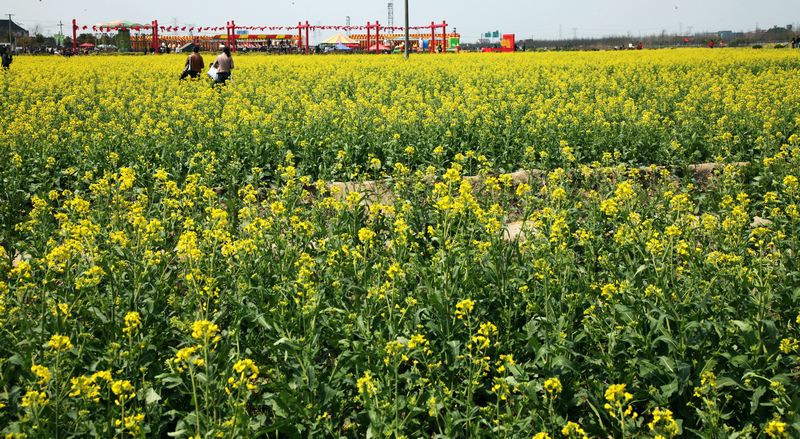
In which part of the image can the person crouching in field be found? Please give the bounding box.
[212,46,233,85]
[180,46,204,80]
[1,47,12,71]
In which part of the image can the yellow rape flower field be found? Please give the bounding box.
[1,49,800,437]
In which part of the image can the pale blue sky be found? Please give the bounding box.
[7,0,800,43]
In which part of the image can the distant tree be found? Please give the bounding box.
[64,36,72,47]
[18,36,33,49]
[35,33,45,45]
[76,33,97,45]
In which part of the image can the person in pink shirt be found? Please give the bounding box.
[212,46,234,85]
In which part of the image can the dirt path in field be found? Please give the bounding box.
[324,162,753,242]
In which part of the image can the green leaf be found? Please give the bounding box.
[750,386,766,414]
[145,388,161,404]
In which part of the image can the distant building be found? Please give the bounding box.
[477,38,490,44]
[0,19,29,39]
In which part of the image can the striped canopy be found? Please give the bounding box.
[320,33,358,45]
[95,20,146,29]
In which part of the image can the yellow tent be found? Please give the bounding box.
[320,33,359,45]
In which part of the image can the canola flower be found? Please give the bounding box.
[123,311,141,336]
[191,320,220,341]
[111,380,136,405]
[648,408,679,438]
[455,298,475,320]
[48,334,73,352]
[30,364,51,386]
[764,419,789,438]
[21,390,49,408]
[561,421,588,439]
[543,377,562,398]
[229,358,259,392]
[1,49,799,438]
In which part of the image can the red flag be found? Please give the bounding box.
[92,26,97,31]
[82,26,87,30]
[181,27,186,31]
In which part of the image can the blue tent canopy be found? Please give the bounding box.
[335,42,353,51]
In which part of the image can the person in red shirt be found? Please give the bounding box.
[708,40,714,48]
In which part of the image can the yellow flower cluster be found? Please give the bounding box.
[111,380,136,405]
[561,421,588,439]
[21,390,49,408]
[116,413,146,437]
[357,370,378,399]
[543,377,562,396]
[604,383,635,418]
[48,334,73,352]
[455,298,475,320]
[123,311,141,336]
[30,364,51,386]
[227,358,259,393]
[191,320,220,341]
[648,408,679,438]
[764,419,788,438]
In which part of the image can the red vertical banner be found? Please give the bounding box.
[297,21,310,54]
[441,21,447,51]
[365,21,381,53]
[231,21,237,52]
[366,22,371,52]
[430,22,435,53]
[375,21,380,53]
[72,19,78,53]
[152,20,159,52]
[305,21,309,54]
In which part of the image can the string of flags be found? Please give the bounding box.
[80,24,439,33]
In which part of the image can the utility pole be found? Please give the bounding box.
[403,0,409,59]
[388,2,393,29]
[572,27,577,40]
[6,13,14,47]
[346,16,350,36]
